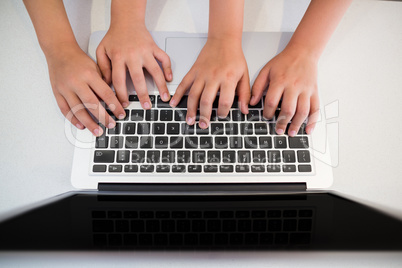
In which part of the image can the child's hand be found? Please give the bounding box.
[250,46,319,136]
[170,38,250,128]
[47,45,125,136]
[96,25,172,110]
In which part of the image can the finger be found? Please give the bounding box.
[90,77,126,120]
[217,80,236,118]
[306,92,320,134]
[199,82,219,128]
[288,94,310,137]
[144,55,170,101]
[111,60,132,108]
[237,72,251,115]
[96,45,112,85]
[275,89,298,135]
[154,48,173,82]
[263,82,284,119]
[126,63,151,110]
[250,64,270,106]
[186,79,205,125]
[55,93,84,129]
[64,93,105,136]
[170,71,194,107]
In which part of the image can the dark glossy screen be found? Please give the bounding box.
[0,193,401,250]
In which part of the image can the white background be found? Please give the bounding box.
[1,0,402,266]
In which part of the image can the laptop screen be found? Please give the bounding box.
[0,192,401,250]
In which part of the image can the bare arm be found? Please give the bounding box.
[171,0,249,129]
[251,0,352,136]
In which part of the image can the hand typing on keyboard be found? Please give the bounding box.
[169,1,250,130]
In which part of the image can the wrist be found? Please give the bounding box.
[207,35,242,49]
[43,41,82,62]
[284,41,321,63]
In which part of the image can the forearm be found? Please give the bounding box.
[110,0,147,29]
[208,0,244,43]
[287,0,352,61]
[23,0,79,58]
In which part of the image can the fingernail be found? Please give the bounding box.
[250,95,256,104]
[93,127,103,136]
[122,102,128,108]
[170,99,176,107]
[143,102,151,109]
[276,128,284,135]
[200,121,207,129]
[163,93,170,101]
[289,130,296,137]
[187,116,194,125]
[118,114,125,120]
[108,122,116,129]
[76,123,84,129]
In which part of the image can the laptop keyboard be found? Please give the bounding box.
[91,95,313,175]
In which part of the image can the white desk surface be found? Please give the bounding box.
[1,0,402,266]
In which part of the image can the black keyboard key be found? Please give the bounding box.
[212,97,219,109]
[289,137,309,148]
[161,150,175,163]
[93,165,106,172]
[210,110,217,121]
[269,123,276,134]
[95,136,108,148]
[181,123,195,135]
[282,150,296,163]
[155,136,168,149]
[152,123,165,134]
[147,150,160,163]
[283,165,296,172]
[244,137,258,149]
[156,95,170,108]
[177,151,191,163]
[222,151,236,163]
[225,123,238,135]
[172,165,186,173]
[204,165,218,173]
[146,109,158,121]
[139,136,153,148]
[229,137,242,148]
[129,95,139,102]
[255,123,268,135]
[94,150,115,163]
[167,123,180,134]
[131,150,145,163]
[231,96,239,108]
[124,165,138,172]
[125,136,138,148]
[207,151,221,163]
[200,137,213,149]
[210,123,224,135]
[240,123,253,135]
[215,137,228,149]
[251,165,265,172]
[140,165,155,172]
[298,165,312,172]
[220,165,234,172]
[238,151,251,163]
[259,137,272,149]
[176,96,188,108]
[137,123,150,134]
[298,123,307,135]
[196,125,209,135]
[160,110,173,121]
[185,137,198,148]
[110,136,124,148]
[117,150,130,163]
[121,122,135,134]
[188,165,202,172]
[252,151,266,163]
[149,95,156,105]
[267,165,281,172]
[156,165,170,173]
[232,110,244,121]
[174,110,187,121]
[274,136,287,148]
[236,165,249,172]
[249,99,262,108]
[297,150,311,163]
[109,165,122,172]
[247,110,260,121]
[170,136,183,149]
[131,110,144,121]
[192,150,206,163]
[108,123,121,135]
[268,150,281,163]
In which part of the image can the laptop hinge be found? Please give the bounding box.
[98,183,306,194]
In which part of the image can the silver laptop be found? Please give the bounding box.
[71,31,333,191]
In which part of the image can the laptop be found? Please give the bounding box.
[71,31,333,191]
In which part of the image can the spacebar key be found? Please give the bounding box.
[94,150,115,163]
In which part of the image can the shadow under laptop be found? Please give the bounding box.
[0,193,402,250]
